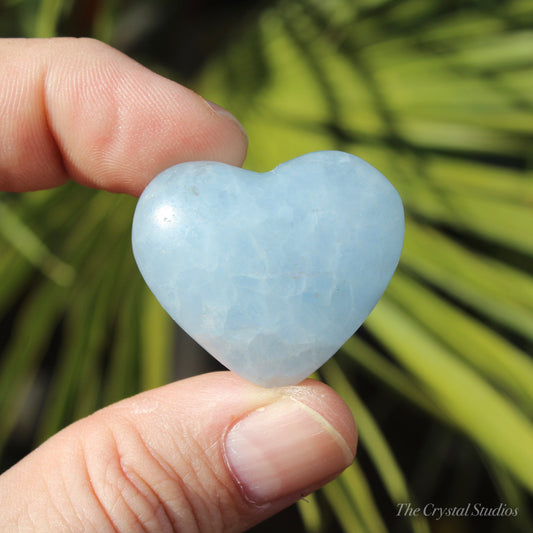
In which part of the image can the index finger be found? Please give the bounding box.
[0,38,247,196]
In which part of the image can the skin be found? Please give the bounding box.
[0,38,357,533]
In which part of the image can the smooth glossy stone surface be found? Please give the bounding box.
[132,151,404,387]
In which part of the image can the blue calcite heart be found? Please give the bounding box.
[132,151,404,387]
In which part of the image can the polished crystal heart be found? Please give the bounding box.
[132,151,404,387]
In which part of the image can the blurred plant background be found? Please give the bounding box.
[1,0,533,531]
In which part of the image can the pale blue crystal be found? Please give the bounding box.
[132,151,404,387]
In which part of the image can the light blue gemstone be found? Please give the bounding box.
[132,151,404,387]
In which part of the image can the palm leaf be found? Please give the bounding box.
[1,1,532,532]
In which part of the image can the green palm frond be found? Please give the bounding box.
[1,1,532,532]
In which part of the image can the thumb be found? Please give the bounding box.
[0,372,356,532]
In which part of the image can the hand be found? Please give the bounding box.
[0,38,357,532]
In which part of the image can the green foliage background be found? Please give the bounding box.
[1,1,532,532]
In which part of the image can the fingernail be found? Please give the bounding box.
[224,397,354,504]
[204,99,248,141]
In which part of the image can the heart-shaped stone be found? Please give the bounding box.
[132,151,404,387]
